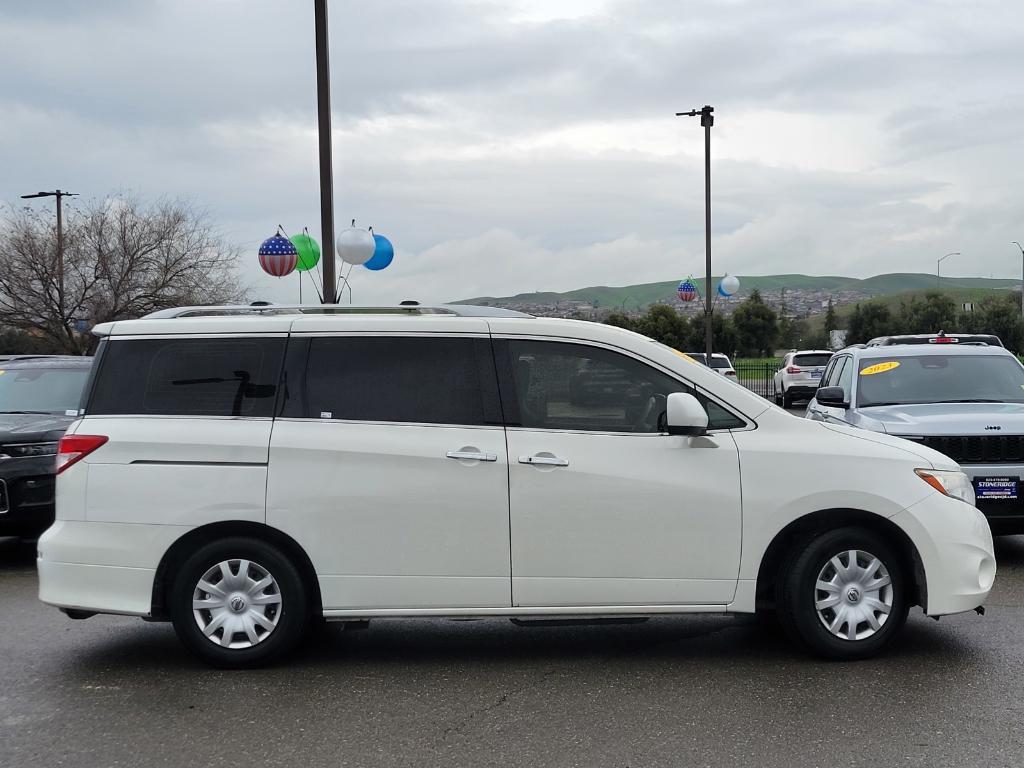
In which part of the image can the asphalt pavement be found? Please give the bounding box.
[2,528,1024,768]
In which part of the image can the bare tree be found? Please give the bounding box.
[0,196,247,353]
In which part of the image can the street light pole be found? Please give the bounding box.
[20,189,77,330]
[936,251,959,291]
[1013,242,1024,320]
[676,105,714,361]
[313,0,336,304]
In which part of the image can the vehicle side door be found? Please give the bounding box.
[806,355,839,420]
[497,337,744,608]
[266,331,512,612]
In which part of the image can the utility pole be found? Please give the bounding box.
[1013,242,1024,320]
[20,189,78,332]
[314,0,336,304]
[676,105,714,361]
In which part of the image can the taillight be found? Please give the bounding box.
[725,370,737,376]
[56,434,108,475]
[786,365,802,374]
[930,337,957,344]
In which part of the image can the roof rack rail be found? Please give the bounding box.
[142,304,533,320]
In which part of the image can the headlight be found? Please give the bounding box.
[1,442,60,458]
[915,468,976,506]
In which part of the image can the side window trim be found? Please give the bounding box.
[492,335,749,433]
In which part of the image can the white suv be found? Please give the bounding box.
[774,350,833,408]
[38,305,995,667]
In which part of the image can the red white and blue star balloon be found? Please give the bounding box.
[258,233,298,277]
[677,278,698,302]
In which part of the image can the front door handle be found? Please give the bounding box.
[519,455,569,467]
[446,450,497,462]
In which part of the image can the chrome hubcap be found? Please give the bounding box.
[815,549,893,641]
[192,559,282,649]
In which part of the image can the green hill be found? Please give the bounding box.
[458,273,1021,310]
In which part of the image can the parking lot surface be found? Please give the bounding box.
[2,531,1023,768]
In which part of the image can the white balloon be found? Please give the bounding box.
[337,227,376,265]
[720,274,740,296]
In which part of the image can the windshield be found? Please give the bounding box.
[708,357,731,369]
[0,366,90,414]
[794,353,831,367]
[856,355,1024,407]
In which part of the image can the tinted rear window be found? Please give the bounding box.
[88,337,286,417]
[794,353,831,367]
[296,336,501,426]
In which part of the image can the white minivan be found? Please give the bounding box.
[38,305,995,667]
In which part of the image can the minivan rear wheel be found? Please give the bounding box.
[169,537,310,668]
[777,527,908,660]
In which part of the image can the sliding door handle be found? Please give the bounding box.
[518,455,569,467]
[446,450,498,462]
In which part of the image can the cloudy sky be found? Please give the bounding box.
[2,0,1023,304]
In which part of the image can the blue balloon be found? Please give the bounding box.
[364,234,394,271]
[718,284,729,297]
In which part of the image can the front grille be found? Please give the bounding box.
[911,435,1024,464]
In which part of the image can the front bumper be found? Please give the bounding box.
[958,464,1024,533]
[892,491,995,616]
[0,455,56,536]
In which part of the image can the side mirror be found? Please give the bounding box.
[815,386,849,409]
[665,392,709,436]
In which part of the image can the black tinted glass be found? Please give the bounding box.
[302,337,499,425]
[89,338,285,417]
[794,353,831,367]
[504,340,743,432]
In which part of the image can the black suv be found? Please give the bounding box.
[0,356,93,537]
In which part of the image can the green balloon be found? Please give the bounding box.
[290,234,321,272]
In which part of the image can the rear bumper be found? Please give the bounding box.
[36,520,188,616]
[892,493,995,616]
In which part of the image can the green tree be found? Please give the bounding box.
[732,289,779,356]
[847,301,894,344]
[603,312,635,332]
[633,304,689,349]
[685,312,739,356]
[898,291,958,334]
[970,294,1024,352]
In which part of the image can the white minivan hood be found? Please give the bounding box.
[820,421,958,471]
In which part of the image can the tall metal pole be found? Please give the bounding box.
[676,105,715,360]
[314,0,336,304]
[1014,242,1024,320]
[936,251,958,291]
[701,106,713,362]
[55,189,64,323]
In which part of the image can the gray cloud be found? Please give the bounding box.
[2,0,1023,306]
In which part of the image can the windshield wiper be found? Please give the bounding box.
[931,399,1003,404]
[859,402,915,408]
[0,410,58,415]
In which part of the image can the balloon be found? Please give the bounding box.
[337,227,375,265]
[677,279,697,302]
[290,234,321,273]
[258,233,298,277]
[719,274,740,296]
[364,234,394,271]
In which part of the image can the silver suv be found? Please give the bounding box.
[806,340,1024,533]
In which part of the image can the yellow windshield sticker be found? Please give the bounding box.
[860,361,900,376]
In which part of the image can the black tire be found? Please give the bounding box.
[781,388,791,409]
[776,527,909,660]
[774,389,784,406]
[169,537,310,668]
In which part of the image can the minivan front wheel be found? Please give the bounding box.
[777,528,908,660]
[169,537,309,668]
